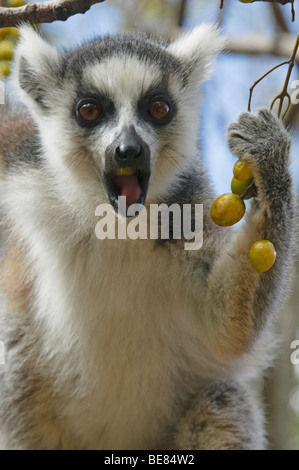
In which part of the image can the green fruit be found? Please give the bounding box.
[7,0,26,7]
[210,193,246,227]
[231,177,254,200]
[0,40,14,61]
[0,60,10,77]
[233,160,253,181]
[250,240,276,273]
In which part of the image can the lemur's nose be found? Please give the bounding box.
[115,144,142,163]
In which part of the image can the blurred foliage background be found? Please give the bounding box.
[1,0,299,450]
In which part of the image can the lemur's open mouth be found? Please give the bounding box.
[105,167,150,216]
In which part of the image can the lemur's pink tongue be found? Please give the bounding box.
[113,175,142,209]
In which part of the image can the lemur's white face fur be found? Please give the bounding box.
[12,25,224,215]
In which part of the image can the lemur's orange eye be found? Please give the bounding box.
[79,103,101,121]
[148,101,170,121]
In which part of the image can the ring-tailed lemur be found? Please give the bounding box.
[0,24,295,450]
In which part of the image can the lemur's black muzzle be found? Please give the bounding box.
[114,126,150,169]
[104,126,151,216]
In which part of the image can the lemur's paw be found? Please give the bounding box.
[227,109,291,168]
[227,109,292,207]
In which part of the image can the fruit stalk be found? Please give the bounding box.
[239,181,256,201]
[248,34,299,119]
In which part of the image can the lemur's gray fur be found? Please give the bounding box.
[0,24,295,450]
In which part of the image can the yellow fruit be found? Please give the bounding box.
[0,60,10,77]
[0,29,9,40]
[6,27,19,40]
[0,40,14,61]
[210,193,246,227]
[115,167,137,176]
[250,240,276,273]
[7,0,26,7]
[0,27,18,40]
[233,160,253,181]
[11,27,20,38]
[231,177,254,200]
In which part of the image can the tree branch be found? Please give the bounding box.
[271,3,289,32]
[252,0,294,5]
[252,0,292,3]
[225,33,299,62]
[0,0,106,28]
[252,0,295,21]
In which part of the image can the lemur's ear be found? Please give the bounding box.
[12,25,61,111]
[167,24,225,82]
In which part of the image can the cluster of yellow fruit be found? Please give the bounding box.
[0,0,26,78]
[210,160,276,273]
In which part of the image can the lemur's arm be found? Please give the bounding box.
[202,109,295,359]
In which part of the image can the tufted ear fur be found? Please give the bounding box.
[167,24,225,83]
[12,25,62,112]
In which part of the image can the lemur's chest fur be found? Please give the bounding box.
[26,235,211,449]
[0,161,222,449]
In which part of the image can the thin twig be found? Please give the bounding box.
[271,34,299,119]
[291,0,295,21]
[0,0,106,28]
[220,0,224,9]
[248,60,290,112]
[271,3,289,32]
[240,181,257,201]
[248,34,299,119]
[177,0,187,27]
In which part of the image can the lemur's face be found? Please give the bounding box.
[68,53,186,213]
[13,26,224,214]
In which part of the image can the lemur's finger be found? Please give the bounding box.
[237,112,262,134]
[257,108,281,126]
[226,125,255,160]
